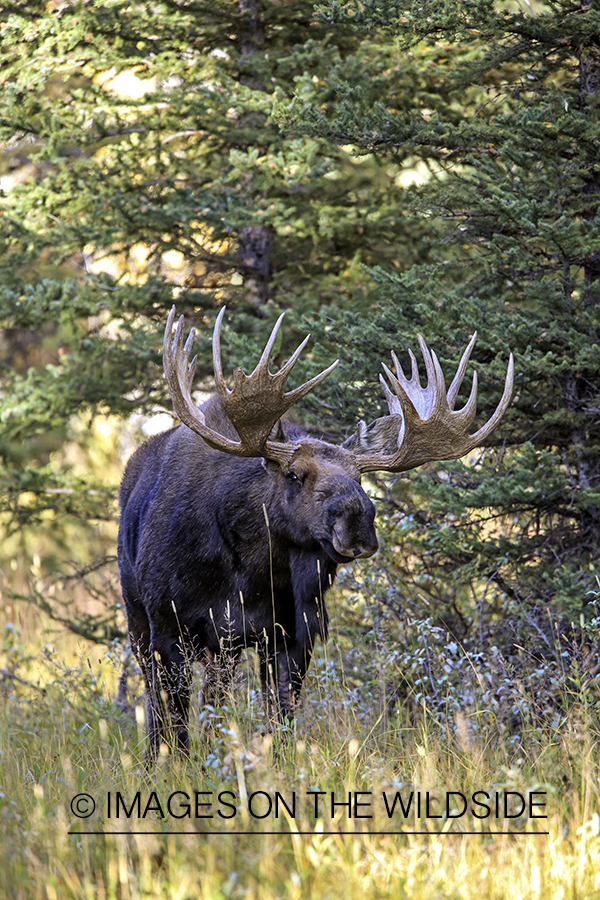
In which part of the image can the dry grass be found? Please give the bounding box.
[1,617,599,900]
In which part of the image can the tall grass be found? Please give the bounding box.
[1,616,599,900]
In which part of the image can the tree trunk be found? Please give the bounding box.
[237,0,272,317]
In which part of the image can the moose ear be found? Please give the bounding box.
[342,416,402,455]
[262,419,288,476]
[262,457,281,477]
[267,419,287,443]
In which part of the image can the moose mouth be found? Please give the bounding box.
[318,538,357,564]
[318,536,378,564]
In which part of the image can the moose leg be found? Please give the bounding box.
[260,552,332,728]
[200,648,239,710]
[149,634,193,756]
[120,597,161,760]
[259,640,312,727]
[275,641,313,724]
[262,551,331,724]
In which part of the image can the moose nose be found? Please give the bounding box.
[335,546,376,560]
[352,538,378,559]
[332,522,379,559]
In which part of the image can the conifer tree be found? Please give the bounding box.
[277,0,600,645]
[0,0,436,636]
[3,0,598,665]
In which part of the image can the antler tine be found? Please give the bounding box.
[417,334,435,386]
[249,312,286,378]
[380,365,404,416]
[283,357,340,406]
[182,327,197,389]
[163,308,195,418]
[408,348,419,383]
[391,349,410,388]
[469,353,514,443]
[381,361,410,417]
[390,348,420,394]
[277,333,311,380]
[164,304,177,373]
[420,337,447,402]
[347,332,513,474]
[453,369,478,429]
[172,317,199,397]
[447,332,477,411]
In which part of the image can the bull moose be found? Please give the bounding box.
[117,307,513,758]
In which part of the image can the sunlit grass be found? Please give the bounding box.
[0,617,599,900]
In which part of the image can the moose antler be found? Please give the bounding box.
[163,307,339,464]
[346,333,513,473]
[164,308,512,471]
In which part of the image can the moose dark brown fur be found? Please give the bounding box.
[118,308,513,758]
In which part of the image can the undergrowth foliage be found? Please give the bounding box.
[335,511,600,740]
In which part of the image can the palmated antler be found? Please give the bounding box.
[163,307,339,464]
[345,333,513,473]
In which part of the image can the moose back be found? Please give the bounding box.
[117,307,512,758]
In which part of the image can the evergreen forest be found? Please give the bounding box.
[0,0,599,896]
